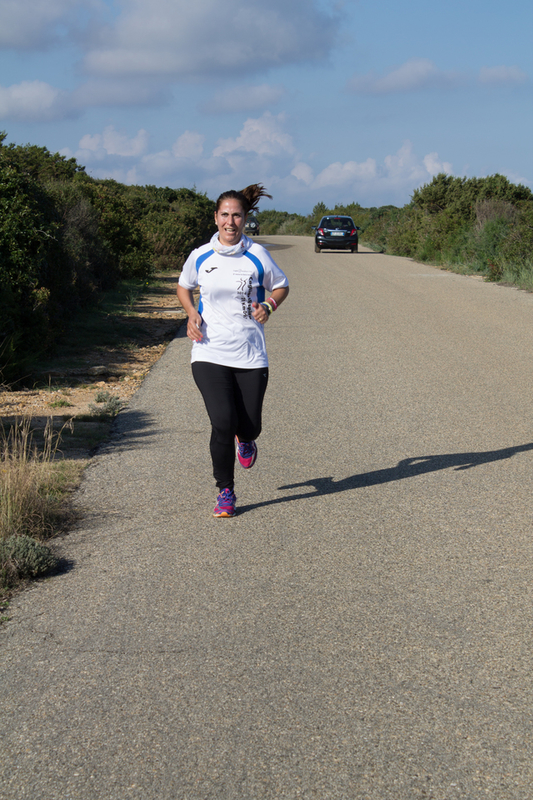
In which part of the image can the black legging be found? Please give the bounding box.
[192,361,269,490]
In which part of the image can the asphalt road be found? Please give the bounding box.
[2,235,533,799]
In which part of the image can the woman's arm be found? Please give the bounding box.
[177,285,203,342]
[270,286,289,307]
[252,285,289,324]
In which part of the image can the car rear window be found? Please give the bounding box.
[322,217,353,230]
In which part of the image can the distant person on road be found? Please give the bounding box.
[177,184,290,517]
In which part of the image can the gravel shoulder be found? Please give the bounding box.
[0,275,186,417]
[0,275,186,456]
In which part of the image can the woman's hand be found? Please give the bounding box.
[252,287,289,325]
[177,285,203,341]
[252,301,270,325]
[186,310,204,341]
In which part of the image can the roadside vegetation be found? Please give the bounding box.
[258,174,533,291]
[0,417,82,595]
[1,131,214,385]
[360,173,533,290]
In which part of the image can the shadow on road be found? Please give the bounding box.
[258,240,294,251]
[315,250,383,255]
[239,442,533,513]
[103,409,159,453]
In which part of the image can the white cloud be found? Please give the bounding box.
[479,66,528,85]
[0,80,70,121]
[77,126,150,160]
[204,84,286,114]
[0,75,170,122]
[65,117,453,213]
[501,170,531,187]
[83,0,337,79]
[347,59,529,96]
[423,152,453,176]
[68,125,213,185]
[347,58,462,94]
[291,162,314,185]
[213,112,296,158]
[68,115,299,196]
[313,158,377,189]
[383,140,438,186]
[172,131,205,160]
[286,142,454,206]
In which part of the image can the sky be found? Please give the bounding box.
[0,0,532,214]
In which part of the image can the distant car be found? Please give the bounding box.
[245,215,260,236]
[313,216,359,253]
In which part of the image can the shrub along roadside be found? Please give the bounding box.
[0,418,83,597]
[360,174,533,289]
[0,535,59,589]
[0,132,215,385]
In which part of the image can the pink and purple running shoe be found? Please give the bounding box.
[213,488,237,518]
[236,437,257,469]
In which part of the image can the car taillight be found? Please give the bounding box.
[318,228,324,235]
[350,229,356,236]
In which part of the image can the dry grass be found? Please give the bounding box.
[475,198,516,230]
[2,418,59,540]
[0,275,183,603]
[1,418,83,593]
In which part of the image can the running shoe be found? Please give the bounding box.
[213,488,237,517]
[236,436,257,469]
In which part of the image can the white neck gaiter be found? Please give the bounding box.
[210,232,253,256]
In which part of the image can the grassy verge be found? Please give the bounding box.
[413,255,533,291]
[0,418,84,598]
[0,274,183,604]
[360,238,533,293]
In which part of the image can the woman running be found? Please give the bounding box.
[177,184,290,517]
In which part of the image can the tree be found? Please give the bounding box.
[312,202,327,222]
[0,160,58,378]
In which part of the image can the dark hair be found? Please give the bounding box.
[215,183,272,215]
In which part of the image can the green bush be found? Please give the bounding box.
[276,216,314,235]
[499,203,533,266]
[0,160,59,380]
[0,534,58,587]
[256,209,296,234]
[361,174,533,286]
[47,180,116,296]
[90,391,123,417]
[139,186,216,270]
[0,133,215,383]
[79,179,152,280]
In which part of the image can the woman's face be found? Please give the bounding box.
[215,199,246,247]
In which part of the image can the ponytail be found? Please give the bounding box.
[216,183,272,215]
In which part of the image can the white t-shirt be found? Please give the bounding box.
[178,236,289,368]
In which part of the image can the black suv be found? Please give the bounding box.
[245,215,260,236]
[313,216,359,253]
